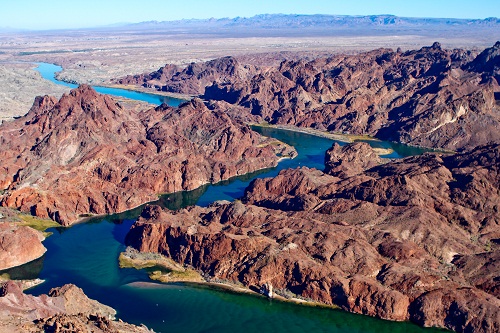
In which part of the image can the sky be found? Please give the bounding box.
[1,0,500,30]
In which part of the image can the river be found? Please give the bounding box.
[2,63,443,333]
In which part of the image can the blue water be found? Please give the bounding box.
[36,62,186,107]
[4,64,444,333]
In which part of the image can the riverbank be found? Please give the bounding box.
[0,62,69,120]
[119,247,204,283]
[0,207,57,271]
[104,83,194,102]
[120,247,337,310]
[251,123,396,156]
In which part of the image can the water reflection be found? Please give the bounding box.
[0,256,45,280]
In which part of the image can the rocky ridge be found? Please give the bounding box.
[115,56,259,95]
[0,85,294,225]
[116,42,500,151]
[125,142,500,333]
[0,281,152,332]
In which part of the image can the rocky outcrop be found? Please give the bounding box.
[466,41,500,74]
[113,56,258,96]
[0,281,152,332]
[0,223,46,270]
[0,85,293,225]
[324,142,384,178]
[126,142,500,332]
[207,43,500,151]
[116,42,500,151]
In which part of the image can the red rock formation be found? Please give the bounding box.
[114,56,258,95]
[126,142,500,332]
[0,281,152,332]
[0,281,115,321]
[0,223,46,270]
[324,142,384,178]
[0,85,293,225]
[116,42,500,151]
[451,251,500,298]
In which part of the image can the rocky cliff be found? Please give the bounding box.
[0,85,293,225]
[115,42,500,151]
[0,281,152,332]
[126,142,499,333]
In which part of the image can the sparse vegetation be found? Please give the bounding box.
[274,288,295,299]
[119,247,204,283]
[149,268,203,283]
[18,214,60,237]
[118,247,164,269]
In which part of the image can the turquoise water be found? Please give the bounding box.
[9,64,444,332]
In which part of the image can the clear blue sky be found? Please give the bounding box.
[2,0,499,30]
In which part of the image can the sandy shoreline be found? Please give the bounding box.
[0,277,45,291]
[251,123,376,142]
[127,279,336,309]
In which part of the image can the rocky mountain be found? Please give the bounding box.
[115,42,500,151]
[125,142,499,333]
[0,85,293,225]
[114,56,258,95]
[0,281,153,332]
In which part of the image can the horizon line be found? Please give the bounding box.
[2,12,499,33]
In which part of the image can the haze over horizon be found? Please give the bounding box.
[1,0,499,31]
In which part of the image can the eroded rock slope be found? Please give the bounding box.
[0,85,293,225]
[0,281,153,332]
[115,42,500,151]
[126,142,500,333]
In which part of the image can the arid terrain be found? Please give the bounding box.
[127,142,500,333]
[1,14,499,118]
[115,42,500,151]
[0,281,153,332]
[0,85,294,225]
[116,38,499,332]
[0,13,499,333]
[0,63,69,120]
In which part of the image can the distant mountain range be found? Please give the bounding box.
[104,14,500,38]
[127,14,500,29]
[2,13,498,41]
[4,14,499,35]
[121,14,500,29]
